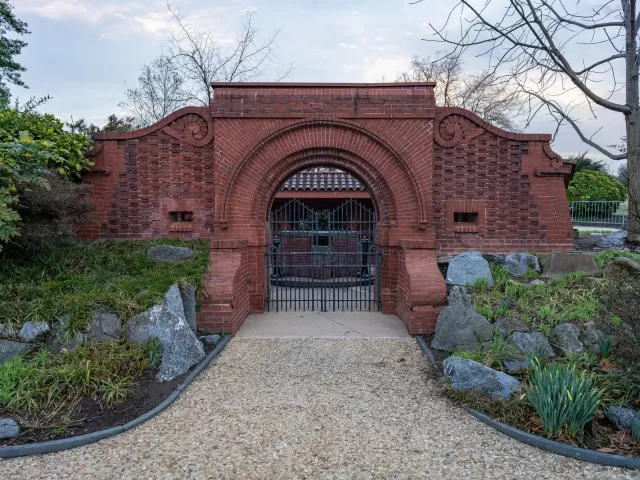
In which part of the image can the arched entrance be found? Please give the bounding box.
[85,82,575,336]
[205,115,448,334]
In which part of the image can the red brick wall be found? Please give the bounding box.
[84,84,574,335]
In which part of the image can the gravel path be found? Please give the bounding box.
[3,338,636,479]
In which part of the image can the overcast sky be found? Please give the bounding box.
[14,0,627,172]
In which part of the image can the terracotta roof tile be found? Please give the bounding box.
[280,171,365,191]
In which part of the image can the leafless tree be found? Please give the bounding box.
[120,55,186,127]
[415,0,640,244]
[166,3,291,106]
[396,55,524,130]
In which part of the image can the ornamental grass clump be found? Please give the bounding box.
[526,360,602,437]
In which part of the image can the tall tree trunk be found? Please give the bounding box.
[626,0,640,245]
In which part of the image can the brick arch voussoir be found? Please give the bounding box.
[221,119,423,225]
[245,148,399,225]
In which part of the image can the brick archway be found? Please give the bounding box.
[210,119,443,332]
[217,119,426,239]
[84,82,575,336]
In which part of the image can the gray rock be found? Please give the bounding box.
[598,230,628,249]
[530,279,545,286]
[503,359,528,373]
[126,286,204,382]
[200,334,222,346]
[551,323,584,355]
[18,321,50,342]
[446,251,494,287]
[447,285,472,308]
[541,252,602,278]
[482,253,506,265]
[180,284,197,332]
[507,332,555,358]
[157,327,206,382]
[606,406,640,430]
[503,253,540,276]
[0,418,19,439]
[494,317,529,337]
[580,321,604,355]
[0,340,36,364]
[90,307,121,342]
[432,303,495,352]
[147,245,194,263]
[46,322,86,354]
[444,357,521,400]
[164,284,185,319]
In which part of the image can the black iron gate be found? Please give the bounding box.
[265,198,381,312]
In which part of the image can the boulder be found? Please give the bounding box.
[164,284,185,319]
[447,285,472,308]
[494,317,529,337]
[180,284,197,332]
[503,359,528,373]
[580,321,604,355]
[446,251,494,287]
[18,321,50,342]
[606,406,640,430]
[431,303,495,351]
[503,253,541,276]
[507,332,555,358]
[147,245,194,263]
[126,286,204,382]
[200,334,222,346]
[46,322,86,354]
[541,252,602,278]
[551,323,584,355]
[605,256,640,280]
[0,340,36,364]
[598,230,627,249]
[0,418,19,439]
[444,357,521,400]
[89,307,121,342]
[157,328,206,382]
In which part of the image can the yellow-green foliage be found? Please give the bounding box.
[0,339,157,414]
[471,266,598,334]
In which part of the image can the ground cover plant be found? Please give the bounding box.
[0,239,210,442]
[439,254,640,458]
[0,239,209,335]
[471,264,599,335]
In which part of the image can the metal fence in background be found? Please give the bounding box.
[570,200,628,227]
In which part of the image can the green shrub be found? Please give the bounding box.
[567,170,627,204]
[526,360,602,437]
[0,108,91,249]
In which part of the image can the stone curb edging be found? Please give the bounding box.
[415,335,640,470]
[0,334,232,459]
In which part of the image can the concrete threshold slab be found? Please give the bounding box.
[235,311,410,338]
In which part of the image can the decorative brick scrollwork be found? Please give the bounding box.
[434,112,485,148]
[163,112,214,147]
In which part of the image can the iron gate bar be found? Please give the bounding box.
[266,198,380,312]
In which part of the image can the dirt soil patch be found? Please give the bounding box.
[0,345,215,446]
